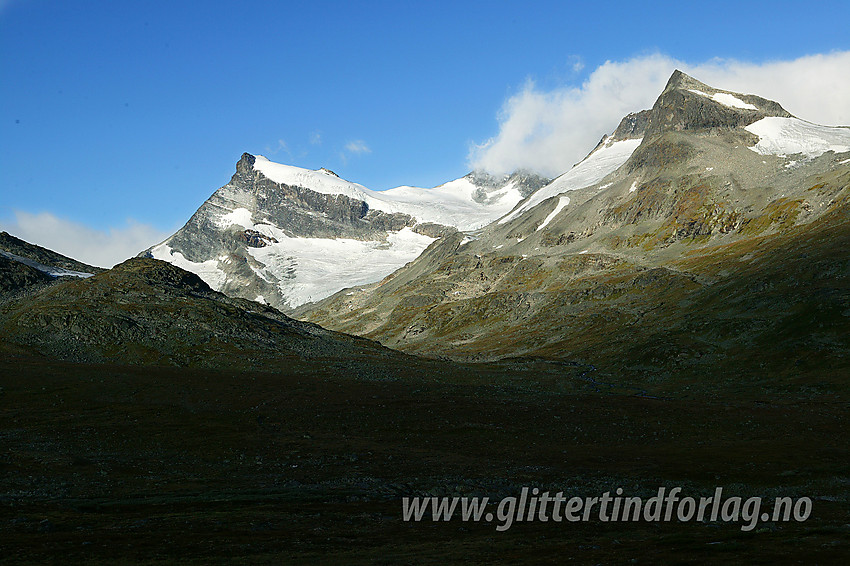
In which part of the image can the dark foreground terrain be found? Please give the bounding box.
[1,352,848,564]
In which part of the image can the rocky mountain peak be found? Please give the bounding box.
[317,167,340,177]
[235,152,257,174]
[662,69,712,93]
[612,110,651,140]
[145,150,546,310]
[643,70,792,138]
[466,169,550,199]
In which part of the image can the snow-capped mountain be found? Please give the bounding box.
[143,156,547,310]
[298,71,850,369]
[494,70,849,232]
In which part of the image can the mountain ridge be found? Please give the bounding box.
[0,255,422,372]
[142,153,549,310]
[0,230,103,296]
[141,72,850,316]
[295,71,850,392]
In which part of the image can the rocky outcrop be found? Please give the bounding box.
[612,109,651,139]
[467,169,550,201]
[239,229,278,248]
[0,254,52,295]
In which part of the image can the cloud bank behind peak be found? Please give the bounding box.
[468,51,850,177]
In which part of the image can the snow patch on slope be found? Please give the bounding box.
[745,117,850,158]
[712,92,758,110]
[689,89,757,110]
[0,250,94,278]
[380,177,524,230]
[536,196,570,232]
[499,138,641,224]
[253,157,374,203]
[220,207,254,230]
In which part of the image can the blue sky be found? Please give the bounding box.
[2,0,850,266]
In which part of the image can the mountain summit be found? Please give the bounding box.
[642,70,792,137]
[142,154,547,310]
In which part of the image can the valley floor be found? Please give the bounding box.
[1,354,848,564]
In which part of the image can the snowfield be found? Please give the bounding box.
[154,210,436,308]
[745,117,850,158]
[499,137,642,224]
[253,156,524,231]
[246,226,434,308]
[149,244,228,289]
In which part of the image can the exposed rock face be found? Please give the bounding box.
[167,153,405,250]
[643,70,792,138]
[143,153,548,310]
[296,71,850,389]
[0,254,53,295]
[239,229,278,248]
[612,109,651,139]
[467,169,550,202]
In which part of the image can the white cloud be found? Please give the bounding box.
[265,138,290,157]
[339,139,372,164]
[567,55,584,74]
[0,211,172,268]
[309,131,322,145]
[344,140,371,154]
[469,51,850,177]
